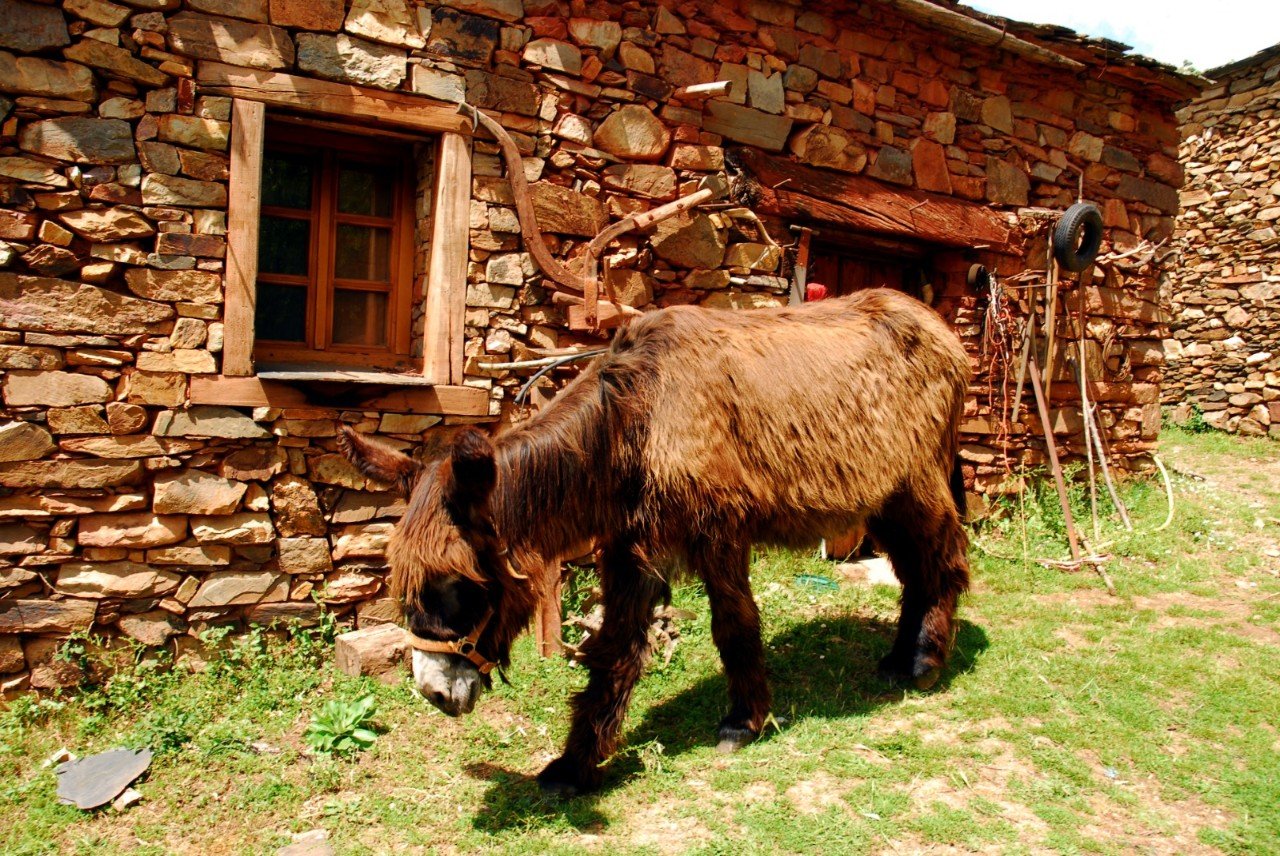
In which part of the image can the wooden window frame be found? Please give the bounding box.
[219,66,473,387]
[253,124,416,370]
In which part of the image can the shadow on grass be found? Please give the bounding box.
[468,614,989,833]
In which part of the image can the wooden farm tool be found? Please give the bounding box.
[789,225,814,305]
[464,105,726,330]
[1027,355,1082,563]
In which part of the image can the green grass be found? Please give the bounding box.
[2,426,1279,854]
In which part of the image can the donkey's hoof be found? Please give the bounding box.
[537,756,597,798]
[912,665,941,691]
[716,721,759,754]
[876,652,914,684]
[878,652,942,690]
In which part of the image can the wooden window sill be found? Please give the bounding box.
[188,372,492,418]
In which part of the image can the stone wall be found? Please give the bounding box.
[1167,45,1280,438]
[0,0,1192,693]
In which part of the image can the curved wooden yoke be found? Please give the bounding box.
[461,104,728,330]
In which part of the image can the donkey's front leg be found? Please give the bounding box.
[537,543,665,797]
[694,539,770,752]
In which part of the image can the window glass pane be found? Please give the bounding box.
[334,224,391,282]
[262,151,312,209]
[258,216,310,276]
[256,283,308,342]
[332,289,388,347]
[337,163,394,217]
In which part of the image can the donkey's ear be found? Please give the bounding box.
[447,428,497,511]
[336,425,423,497]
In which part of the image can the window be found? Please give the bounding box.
[253,124,416,370]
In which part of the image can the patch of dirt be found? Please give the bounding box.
[623,801,715,855]
[1078,750,1231,854]
[1033,590,1280,647]
[784,770,852,814]
[905,746,1051,844]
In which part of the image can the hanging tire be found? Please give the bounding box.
[1052,203,1103,272]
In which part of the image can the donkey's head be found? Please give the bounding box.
[338,426,538,716]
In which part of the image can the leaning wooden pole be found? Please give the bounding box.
[1028,356,1082,562]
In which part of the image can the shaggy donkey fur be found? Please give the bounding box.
[339,287,972,796]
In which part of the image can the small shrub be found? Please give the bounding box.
[303,694,378,757]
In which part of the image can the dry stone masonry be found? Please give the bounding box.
[1168,44,1280,438]
[0,0,1197,692]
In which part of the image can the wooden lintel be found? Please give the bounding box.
[189,375,492,417]
[737,149,1013,251]
[197,62,473,136]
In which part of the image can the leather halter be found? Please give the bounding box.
[404,607,496,675]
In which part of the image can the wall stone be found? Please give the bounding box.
[1167,45,1280,438]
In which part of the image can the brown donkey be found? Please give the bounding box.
[338,288,972,796]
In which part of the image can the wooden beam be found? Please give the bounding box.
[422,132,471,385]
[197,62,474,136]
[872,0,1084,71]
[189,375,492,416]
[223,98,264,377]
[736,148,1013,250]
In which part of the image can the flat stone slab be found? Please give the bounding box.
[56,748,151,810]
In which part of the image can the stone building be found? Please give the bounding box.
[0,0,1197,691]
[1167,44,1280,438]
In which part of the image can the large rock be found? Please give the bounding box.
[146,545,231,566]
[0,524,42,557]
[56,561,182,598]
[437,0,521,22]
[59,208,154,242]
[78,513,187,548]
[0,421,55,462]
[343,0,423,48]
[522,38,581,74]
[60,435,199,457]
[167,12,294,70]
[985,156,1029,206]
[0,459,141,489]
[154,470,248,515]
[0,274,174,335]
[187,0,267,21]
[601,164,676,199]
[191,512,275,544]
[63,39,167,87]
[335,623,405,683]
[568,18,621,56]
[219,446,286,480]
[867,145,914,186]
[332,522,394,559]
[277,537,333,573]
[0,599,96,634]
[296,33,406,90]
[188,571,286,607]
[18,118,134,165]
[0,51,94,101]
[424,7,499,64]
[0,345,63,371]
[789,124,867,174]
[3,370,111,406]
[703,101,792,151]
[158,115,230,152]
[463,68,538,116]
[117,611,182,646]
[1117,175,1179,215]
[0,635,24,672]
[593,105,670,162]
[269,0,342,29]
[124,268,222,304]
[529,182,607,236]
[650,213,727,269]
[154,406,270,438]
[270,474,325,536]
[0,0,69,51]
[0,156,68,187]
[141,174,227,207]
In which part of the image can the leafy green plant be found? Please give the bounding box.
[303,694,378,757]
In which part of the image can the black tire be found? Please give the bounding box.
[966,264,989,288]
[1052,203,1103,272]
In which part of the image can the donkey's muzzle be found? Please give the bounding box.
[411,649,484,716]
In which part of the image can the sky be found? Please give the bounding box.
[964,0,1280,72]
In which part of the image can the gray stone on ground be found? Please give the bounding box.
[56,748,151,810]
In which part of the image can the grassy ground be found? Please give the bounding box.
[2,426,1279,855]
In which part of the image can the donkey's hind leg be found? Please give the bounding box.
[537,541,666,797]
[868,474,970,690]
[693,539,770,752]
